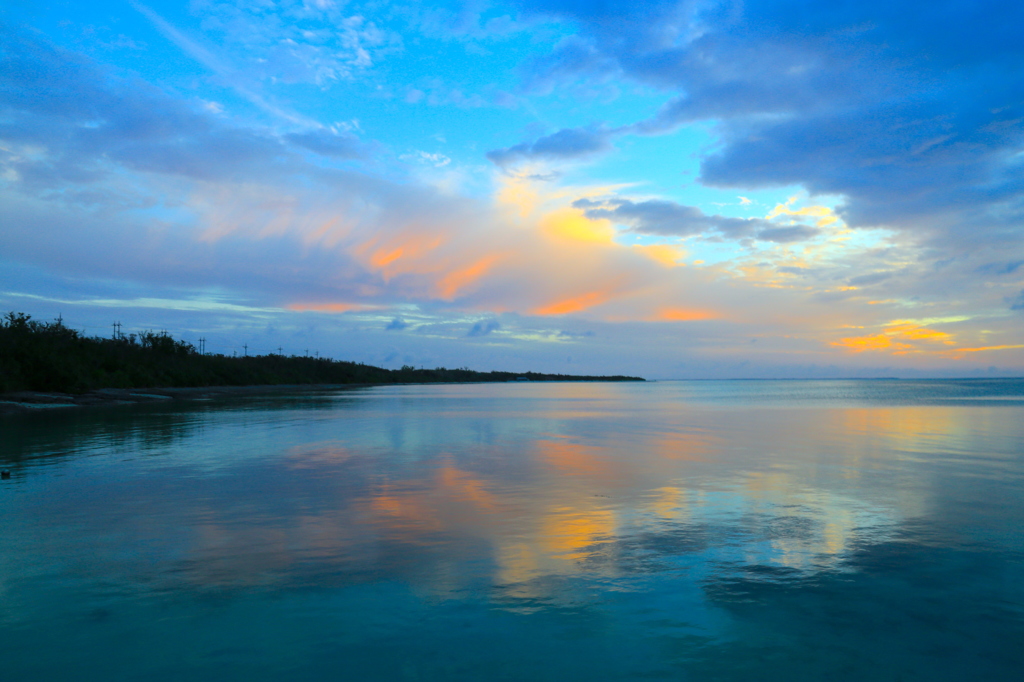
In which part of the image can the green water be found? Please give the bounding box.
[2,380,1023,680]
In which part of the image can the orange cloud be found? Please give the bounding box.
[353,231,447,279]
[952,344,1024,353]
[833,333,908,352]
[891,323,954,343]
[534,287,618,316]
[541,208,614,244]
[832,322,956,354]
[632,243,685,267]
[766,197,839,227]
[936,343,1024,359]
[436,254,503,300]
[657,307,720,322]
[370,246,405,268]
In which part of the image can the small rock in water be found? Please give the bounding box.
[1,470,10,479]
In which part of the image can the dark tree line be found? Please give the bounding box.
[0,313,643,393]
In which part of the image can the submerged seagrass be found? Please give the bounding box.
[2,380,1023,680]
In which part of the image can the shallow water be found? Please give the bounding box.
[2,379,1023,681]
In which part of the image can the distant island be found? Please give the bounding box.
[0,312,644,394]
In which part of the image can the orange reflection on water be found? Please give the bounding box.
[368,486,445,533]
[282,442,354,468]
[536,439,623,483]
[540,506,617,560]
[434,465,498,512]
[648,486,688,520]
[647,429,714,462]
[837,406,963,455]
[366,464,500,535]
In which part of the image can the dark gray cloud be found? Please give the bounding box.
[756,225,821,243]
[977,261,1024,276]
[847,271,895,287]
[507,0,1024,248]
[574,197,820,242]
[284,130,366,159]
[385,317,409,331]
[0,25,491,308]
[0,27,368,189]
[487,125,613,167]
[574,198,767,237]
[1011,291,1024,312]
[467,319,500,337]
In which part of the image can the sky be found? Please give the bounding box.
[1,0,1023,379]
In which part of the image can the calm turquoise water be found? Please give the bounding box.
[2,380,1023,681]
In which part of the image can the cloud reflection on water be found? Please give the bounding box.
[2,381,1023,679]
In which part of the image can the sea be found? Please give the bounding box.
[2,379,1023,681]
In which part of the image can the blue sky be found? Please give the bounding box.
[2,0,1023,378]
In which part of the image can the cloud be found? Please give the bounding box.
[575,198,763,238]
[2,28,719,329]
[756,225,821,243]
[385,317,409,330]
[847,271,895,287]
[284,130,366,159]
[978,261,1024,276]
[487,125,614,167]
[574,197,821,242]
[0,27,328,185]
[467,319,500,336]
[400,151,452,168]
[508,0,1024,250]
[143,0,397,88]
[4,15,1024,378]
[129,1,322,126]
[1011,291,1024,312]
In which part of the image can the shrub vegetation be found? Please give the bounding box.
[0,312,642,393]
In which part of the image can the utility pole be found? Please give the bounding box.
[304,349,309,357]
[278,346,283,356]
[199,337,206,354]
[243,343,248,357]
[113,321,121,339]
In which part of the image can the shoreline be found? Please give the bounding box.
[0,379,640,414]
[0,384,374,414]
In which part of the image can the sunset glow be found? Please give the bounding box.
[1,1,1021,378]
